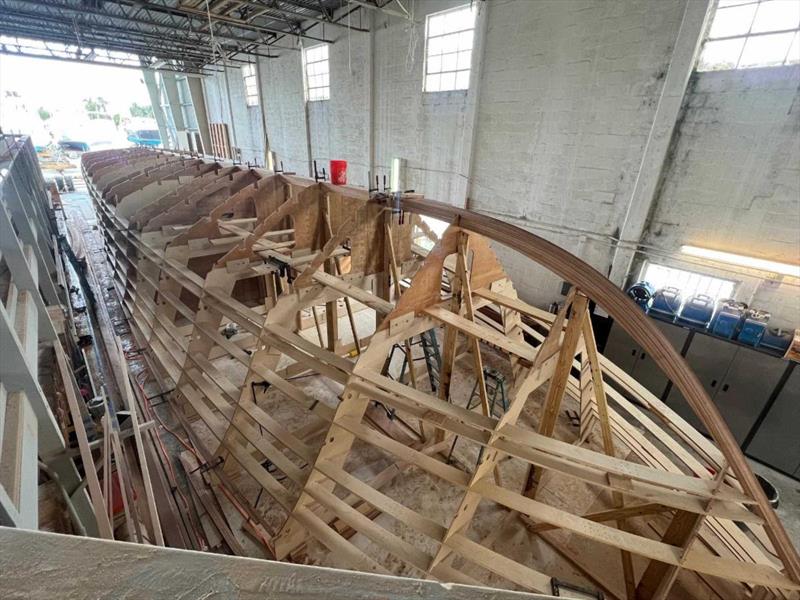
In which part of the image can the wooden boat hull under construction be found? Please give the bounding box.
[82,147,800,600]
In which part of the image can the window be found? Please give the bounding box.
[424,4,476,92]
[304,45,330,101]
[698,0,800,71]
[242,63,259,107]
[640,263,736,302]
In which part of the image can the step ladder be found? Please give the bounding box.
[382,328,441,391]
[377,329,442,419]
[448,367,508,464]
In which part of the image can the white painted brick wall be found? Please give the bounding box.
[306,20,372,187]
[469,0,687,308]
[200,0,799,329]
[204,66,265,165]
[259,50,310,176]
[644,65,800,327]
[372,0,484,204]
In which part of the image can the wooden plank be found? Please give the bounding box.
[180,452,246,556]
[474,479,796,589]
[424,305,538,363]
[312,271,393,315]
[337,417,470,488]
[292,505,389,575]
[304,481,433,571]
[455,233,490,417]
[316,461,446,541]
[180,383,294,511]
[581,312,636,599]
[54,343,114,539]
[445,532,551,593]
[524,502,669,534]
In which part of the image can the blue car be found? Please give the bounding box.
[127,130,161,147]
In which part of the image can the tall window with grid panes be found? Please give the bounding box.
[304,45,330,101]
[698,0,799,71]
[423,4,477,92]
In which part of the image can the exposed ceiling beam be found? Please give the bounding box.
[348,0,418,23]
[0,8,225,63]
[129,1,331,43]
[0,0,349,70]
[0,24,215,70]
[0,44,215,75]
[1,0,266,47]
[240,0,370,33]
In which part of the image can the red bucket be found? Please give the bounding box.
[330,160,347,185]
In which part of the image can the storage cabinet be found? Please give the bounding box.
[602,317,796,479]
[665,334,785,444]
[745,365,800,475]
[713,348,788,443]
[665,333,738,436]
[602,320,689,399]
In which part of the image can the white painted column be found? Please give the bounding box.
[607,0,714,287]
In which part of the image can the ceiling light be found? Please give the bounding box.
[680,245,800,278]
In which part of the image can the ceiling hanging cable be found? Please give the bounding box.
[205,0,226,126]
[347,0,352,75]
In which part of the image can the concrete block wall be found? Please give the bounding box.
[372,0,485,203]
[468,0,689,307]
[197,0,800,326]
[643,65,800,328]
[204,65,265,165]
[259,50,310,176]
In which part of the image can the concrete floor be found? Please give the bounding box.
[749,459,800,548]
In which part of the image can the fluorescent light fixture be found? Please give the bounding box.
[680,245,800,278]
